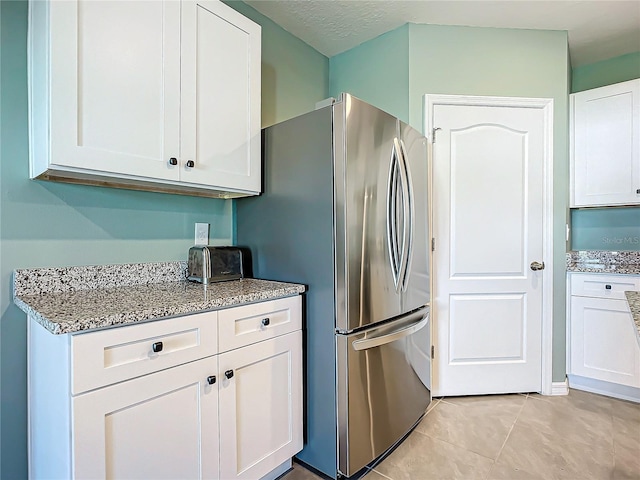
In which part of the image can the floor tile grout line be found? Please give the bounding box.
[610,412,617,475]
[369,467,394,480]
[411,424,497,463]
[492,393,529,466]
[365,400,441,480]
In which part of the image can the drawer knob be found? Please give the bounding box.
[207,375,216,385]
[168,157,177,166]
[152,341,163,353]
[225,370,234,379]
[605,284,612,290]
[261,318,270,327]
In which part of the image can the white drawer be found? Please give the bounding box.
[218,296,301,353]
[570,273,640,300]
[71,311,217,394]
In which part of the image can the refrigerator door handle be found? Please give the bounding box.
[397,139,413,292]
[387,139,402,289]
[351,309,429,351]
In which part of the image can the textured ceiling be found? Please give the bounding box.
[243,0,640,67]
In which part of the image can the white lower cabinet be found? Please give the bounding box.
[567,273,640,401]
[73,356,220,479]
[28,296,302,479]
[219,332,303,480]
[570,296,640,387]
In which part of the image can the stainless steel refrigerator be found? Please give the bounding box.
[237,94,431,479]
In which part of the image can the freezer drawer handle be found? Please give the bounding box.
[352,312,429,351]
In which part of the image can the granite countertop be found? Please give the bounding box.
[625,291,640,343]
[566,251,640,275]
[13,262,305,335]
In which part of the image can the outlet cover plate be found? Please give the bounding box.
[195,223,209,245]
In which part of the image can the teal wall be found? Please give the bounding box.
[225,1,329,127]
[329,24,571,383]
[329,25,409,122]
[569,52,640,252]
[572,52,640,93]
[571,208,640,250]
[0,1,328,477]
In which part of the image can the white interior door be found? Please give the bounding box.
[426,96,553,396]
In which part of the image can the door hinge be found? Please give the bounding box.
[431,238,435,252]
[431,345,435,359]
[432,127,441,143]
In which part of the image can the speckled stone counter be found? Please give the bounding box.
[13,262,305,334]
[566,251,640,275]
[625,291,640,345]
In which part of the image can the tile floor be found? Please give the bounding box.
[283,389,640,480]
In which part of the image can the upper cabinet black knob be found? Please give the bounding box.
[207,375,216,385]
[152,341,163,353]
[168,157,178,166]
[261,318,270,327]
[186,160,195,168]
[225,370,234,379]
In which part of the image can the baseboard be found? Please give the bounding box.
[568,374,640,403]
[550,378,569,396]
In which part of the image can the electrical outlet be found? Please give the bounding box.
[195,223,209,245]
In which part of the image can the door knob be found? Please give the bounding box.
[225,370,234,379]
[207,375,216,385]
[530,261,545,271]
[186,160,195,168]
[168,157,177,166]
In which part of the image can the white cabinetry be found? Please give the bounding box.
[219,332,302,480]
[570,79,640,207]
[28,296,302,479]
[73,357,220,479]
[567,273,640,401]
[29,0,261,198]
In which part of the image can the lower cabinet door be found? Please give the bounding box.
[571,296,640,387]
[73,356,219,479]
[219,331,303,480]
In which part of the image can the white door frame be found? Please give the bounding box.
[423,94,555,396]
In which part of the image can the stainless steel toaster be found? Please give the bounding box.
[187,246,245,284]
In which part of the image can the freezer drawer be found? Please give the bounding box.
[336,307,431,477]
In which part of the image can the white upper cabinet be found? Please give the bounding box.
[180,1,261,193]
[29,0,261,198]
[570,79,640,207]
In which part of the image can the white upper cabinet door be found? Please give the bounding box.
[571,79,640,207]
[39,0,181,181]
[180,0,261,193]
